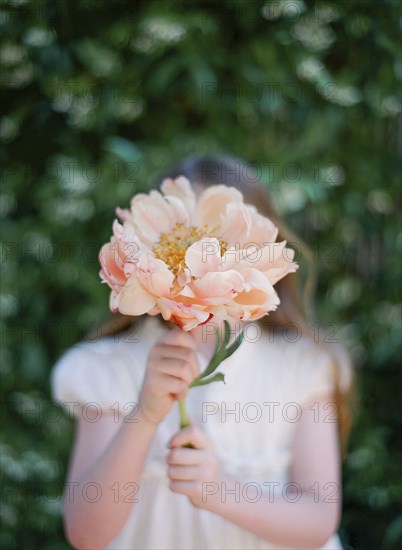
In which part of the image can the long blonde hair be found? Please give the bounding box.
[93,154,357,459]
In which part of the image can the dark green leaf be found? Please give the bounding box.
[190,372,225,388]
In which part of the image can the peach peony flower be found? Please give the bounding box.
[99,177,298,331]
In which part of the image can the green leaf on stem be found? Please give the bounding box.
[194,321,244,382]
[190,372,225,388]
[197,323,228,380]
[223,330,244,359]
[224,319,231,346]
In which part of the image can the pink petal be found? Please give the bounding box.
[198,185,243,230]
[243,242,286,268]
[129,193,172,244]
[164,195,191,225]
[247,209,278,244]
[109,288,122,312]
[184,270,244,305]
[185,237,221,278]
[161,176,196,220]
[248,241,299,284]
[98,242,126,286]
[177,268,192,287]
[157,298,210,331]
[219,203,252,246]
[136,255,174,297]
[118,273,157,315]
[231,268,280,318]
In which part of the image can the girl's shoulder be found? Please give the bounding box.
[53,314,166,368]
[257,324,333,359]
[50,315,166,416]
[255,327,353,402]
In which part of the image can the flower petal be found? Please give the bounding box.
[129,192,174,243]
[101,178,299,325]
[219,202,252,246]
[247,209,278,244]
[118,274,157,315]
[231,268,280,319]
[157,298,210,331]
[99,242,126,287]
[198,185,243,230]
[185,237,222,278]
[136,255,174,297]
[183,270,244,305]
[161,176,197,221]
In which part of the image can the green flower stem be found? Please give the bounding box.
[179,398,190,429]
[177,321,244,449]
[178,398,193,448]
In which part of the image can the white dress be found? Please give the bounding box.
[51,315,346,550]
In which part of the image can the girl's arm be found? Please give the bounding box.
[63,328,200,550]
[168,393,341,549]
[64,410,156,550]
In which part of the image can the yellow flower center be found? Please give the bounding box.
[152,222,226,276]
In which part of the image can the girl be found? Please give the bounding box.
[51,155,355,550]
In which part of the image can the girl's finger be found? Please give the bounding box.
[168,465,199,481]
[157,359,196,384]
[169,425,212,450]
[157,344,200,380]
[160,351,199,380]
[169,480,196,496]
[161,329,197,349]
[166,447,203,466]
[155,373,189,397]
[157,343,198,361]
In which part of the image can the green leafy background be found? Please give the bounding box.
[1,1,401,549]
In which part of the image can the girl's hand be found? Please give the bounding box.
[167,424,221,508]
[138,328,200,424]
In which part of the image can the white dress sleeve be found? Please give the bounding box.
[50,337,144,419]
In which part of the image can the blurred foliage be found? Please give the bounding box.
[1,0,401,549]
